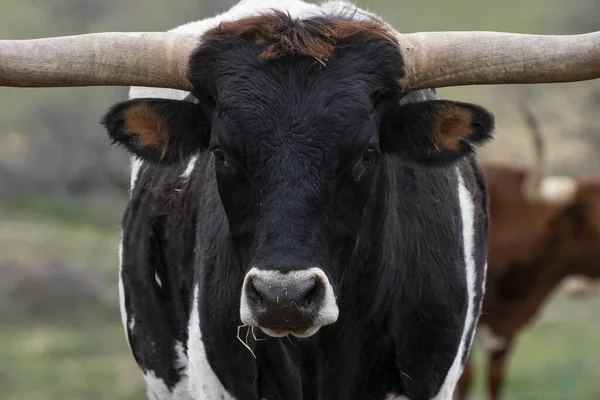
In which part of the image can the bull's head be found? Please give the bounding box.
[1,10,599,338]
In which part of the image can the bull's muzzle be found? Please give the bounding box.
[240,267,339,338]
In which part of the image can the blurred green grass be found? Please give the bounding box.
[469,292,600,400]
[0,322,145,400]
[0,198,146,400]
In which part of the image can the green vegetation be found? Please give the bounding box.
[1,322,145,400]
[470,293,600,399]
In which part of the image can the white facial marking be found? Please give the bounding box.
[431,168,480,400]
[385,395,410,400]
[181,156,198,179]
[240,267,339,337]
[477,325,506,352]
[188,285,235,399]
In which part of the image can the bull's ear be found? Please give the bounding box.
[102,98,210,164]
[380,100,494,164]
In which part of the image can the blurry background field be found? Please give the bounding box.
[0,0,599,399]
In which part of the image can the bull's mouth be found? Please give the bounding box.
[260,325,321,338]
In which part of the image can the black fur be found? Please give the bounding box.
[109,12,493,400]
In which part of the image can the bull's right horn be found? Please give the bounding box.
[0,32,198,91]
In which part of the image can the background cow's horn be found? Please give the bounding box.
[520,101,547,202]
[399,31,600,91]
[0,32,198,91]
[519,101,577,205]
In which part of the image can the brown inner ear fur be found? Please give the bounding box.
[203,12,397,62]
[123,103,169,156]
[431,105,473,151]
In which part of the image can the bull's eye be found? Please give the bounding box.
[361,147,379,164]
[211,146,240,176]
[212,147,225,161]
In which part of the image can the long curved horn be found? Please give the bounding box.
[0,32,198,91]
[399,31,600,92]
[519,101,577,204]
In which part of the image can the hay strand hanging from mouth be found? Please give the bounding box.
[237,324,257,359]
[251,327,266,342]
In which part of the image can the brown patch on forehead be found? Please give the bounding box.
[202,11,397,62]
[431,105,473,151]
[123,103,169,155]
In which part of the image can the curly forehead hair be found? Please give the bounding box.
[202,11,398,62]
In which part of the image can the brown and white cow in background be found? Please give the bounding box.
[456,103,600,400]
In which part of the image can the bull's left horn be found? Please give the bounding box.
[398,31,600,92]
[0,32,198,91]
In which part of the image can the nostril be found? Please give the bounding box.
[247,279,264,305]
[304,284,318,306]
[301,277,323,307]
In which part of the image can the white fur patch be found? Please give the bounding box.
[188,285,235,399]
[174,341,189,370]
[155,271,163,289]
[144,371,173,400]
[143,369,191,400]
[431,168,479,400]
[164,341,192,400]
[539,176,577,204]
[118,234,131,350]
[141,344,192,400]
[240,267,339,337]
[130,157,144,192]
[320,0,379,21]
[181,156,198,179]
[386,395,410,400]
[477,324,506,352]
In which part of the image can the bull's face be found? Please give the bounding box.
[209,66,384,338]
[102,14,494,338]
